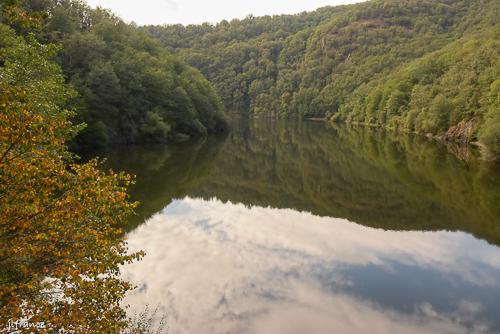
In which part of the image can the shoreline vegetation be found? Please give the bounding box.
[0,1,162,332]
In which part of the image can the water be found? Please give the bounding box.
[95,119,500,334]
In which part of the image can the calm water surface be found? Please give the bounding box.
[97,120,500,334]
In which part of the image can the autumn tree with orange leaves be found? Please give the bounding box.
[0,5,143,332]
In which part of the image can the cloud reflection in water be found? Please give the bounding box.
[122,197,500,334]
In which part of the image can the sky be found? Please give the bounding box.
[84,0,364,26]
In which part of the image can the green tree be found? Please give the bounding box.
[20,0,227,148]
[0,20,142,333]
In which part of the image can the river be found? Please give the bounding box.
[94,119,500,334]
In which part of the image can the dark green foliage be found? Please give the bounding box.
[146,0,500,157]
[21,0,227,147]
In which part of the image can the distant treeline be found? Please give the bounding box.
[146,0,500,157]
[18,0,228,147]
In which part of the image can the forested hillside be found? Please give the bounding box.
[17,0,227,147]
[146,0,500,158]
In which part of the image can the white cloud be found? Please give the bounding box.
[163,0,178,11]
[121,197,500,333]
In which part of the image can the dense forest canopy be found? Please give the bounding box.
[146,0,500,158]
[17,0,228,147]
